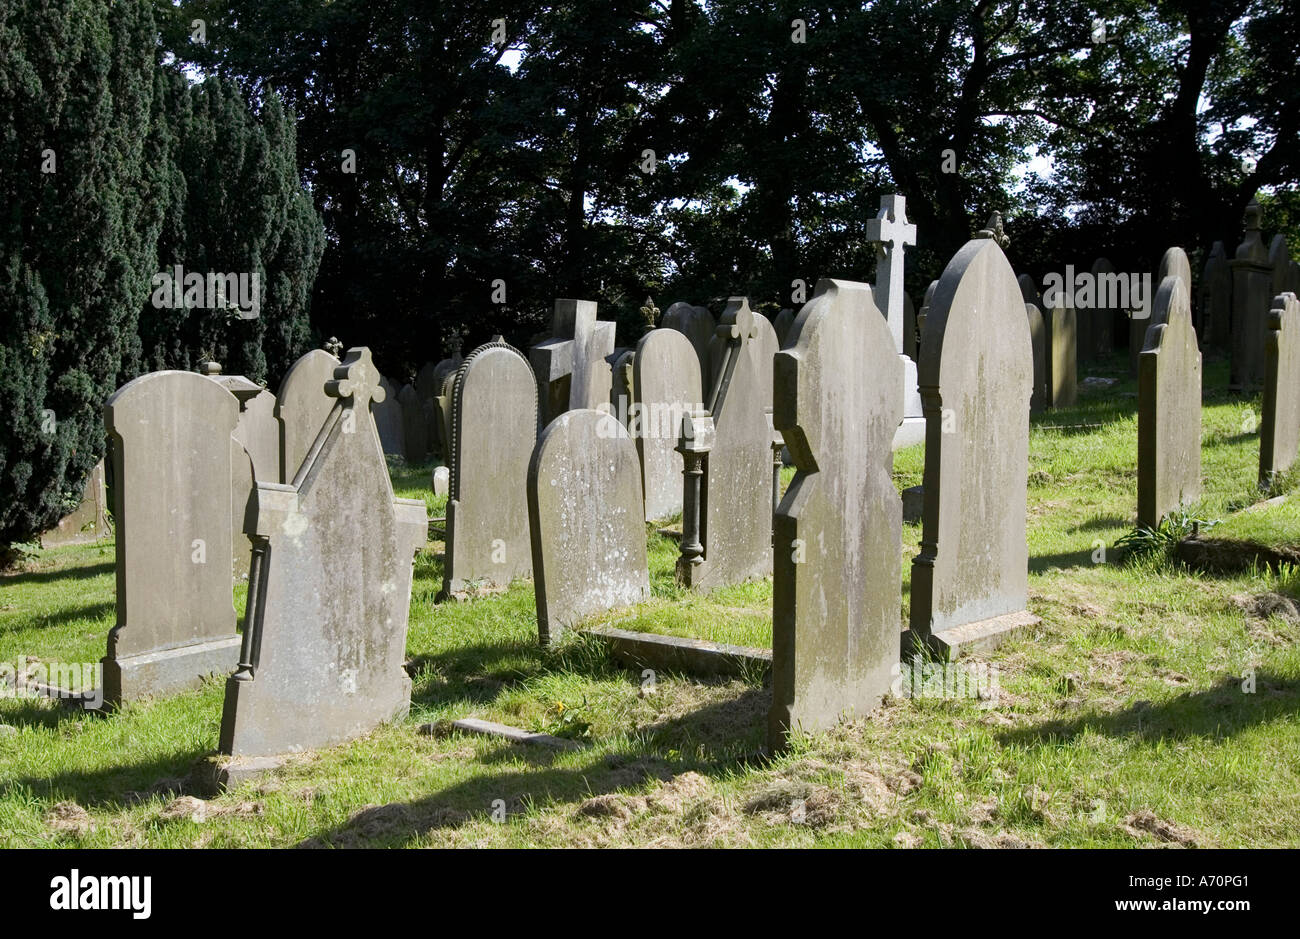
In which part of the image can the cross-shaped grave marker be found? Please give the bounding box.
[530,299,617,426]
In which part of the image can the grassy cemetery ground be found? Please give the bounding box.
[2,353,1298,848]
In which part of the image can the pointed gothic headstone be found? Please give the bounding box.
[530,299,617,428]
[769,279,903,748]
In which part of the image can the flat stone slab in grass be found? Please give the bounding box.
[196,754,286,795]
[434,718,583,751]
[901,610,1040,659]
[585,627,771,677]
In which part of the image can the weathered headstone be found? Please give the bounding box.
[1018,273,1040,307]
[427,337,465,459]
[1230,199,1274,392]
[398,383,429,462]
[218,348,426,761]
[1137,275,1202,529]
[866,193,924,450]
[1046,304,1078,408]
[102,372,242,704]
[276,349,339,482]
[901,294,918,362]
[631,329,703,521]
[432,465,450,496]
[443,337,537,597]
[769,279,903,749]
[909,237,1038,656]
[528,409,649,643]
[40,460,110,547]
[1270,235,1293,298]
[773,308,796,347]
[372,375,405,455]
[661,301,716,391]
[1091,257,1119,362]
[1199,241,1231,350]
[1026,302,1047,414]
[1260,292,1300,485]
[530,299,617,428]
[677,299,776,591]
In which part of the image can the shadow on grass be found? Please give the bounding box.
[7,742,210,808]
[296,685,770,848]
[0,561,114,587]
[997,672,1299,749]
[1,601,115,635]
[1069,515,1131,534]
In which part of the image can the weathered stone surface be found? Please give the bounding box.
[902,485,925,524]
[1046,305,1078,408]
[443,338,536,597]
[219,348,426,758]
[528,409,649,643]
[1138,275,1202,529]
[397,383,430,462]
[432,465,450,496]
[530,299,616,427]
[1271,234,1293,298]
[867,194,924,450]
[632,329,704,521]
[1137,247,1194,379]
[426,340,465,459]
[677,299,775,591]
[773,308,796,347]
[910,238,1036,657]
[373,375,405,455]
[1230,199,1274,392]
[587,626,770,677]
[1090,257,1118,362]
[1026,302,1047,414]
[102,371,242,704]
[769,279,903,748]
[1260,292,1300,484]
[661,301,716,391]
[1200,241,1231,349]
[40,460,110,547]
[275,349,339,483]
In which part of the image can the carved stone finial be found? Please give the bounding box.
[326,347,386,408]
[324,336,343,358]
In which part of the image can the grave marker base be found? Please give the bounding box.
[101,635,242,706]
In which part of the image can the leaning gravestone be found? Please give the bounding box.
[218,348,426,767]
[769,279,903,749]
[1230,199,1274,392]
[530,299,617,428]
[632,329,703,521]
[276,349,339,482]
[661,301,716,392]
[398,383,430,462]
[102,372,243,705]
[443,337,537,598]
[677,299,776,591]
[1260,292,1300,485]
[1199,241,1231,350]
[1046,305,1078,409]
[528,409,650,644]
[1026,302,1047,414]
[909,237,1038,656]
[1137,274,1202,529]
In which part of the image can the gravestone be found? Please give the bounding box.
[40,460,110,547]
[398,383,429,462]
[276,349,339,482]
[917,279,938,340]
[1046,305,1078,408]
[443,337,537,597]
[1018,273,1040,307]
[530,299,617,428]
[1260,292,1300,485]
[901,294,918,363]
[218,348,426,761]
[1091,257,1119,362]
[661,301,716,391]
[769,279,903,749]
[1230,199,1274,392]
[909,237,1037,657]
[1137,275,1202,529]
[631,329,704,521]
[1271,235,1293,298]
[434,369,458,465]
[372,375,405,455]
[677,299,776,591]
[528,409,650,643]
[1026,302,1047,414]
[1199,241,1231,350]
[611,348,636,417]
[102,371,242,705]
[773,308,796,347]
[427,337,465,458]
[432,465,450,496]
[866,193,924,450]
[1138,247,1194,379]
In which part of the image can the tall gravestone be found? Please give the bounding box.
[1271,235,1293,299]
[102,372,243,704]
[372,375,405,455]
[1137,274,1202,529]
[443,338,537,597]
[40,460,110,547]
[661,301,716,392]
[218,349,426,762]
[1091,257,1119,362]
[530,299,617,428]
[1260,293,1300,485]
[276,349,340,482]
[398,383,430,462]
[773,308,796,347]
[769,279,903,749]
[632,329,704,521]
[1026,302,1047,414]
[1230,198,1274,392]
[676,299,776,591]
[528,409,650,644]
[866,194,924,450]
[1199,241,1231,350]
[1046,305,1078,408]
[909,238,1038,656]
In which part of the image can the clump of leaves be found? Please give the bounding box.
[540,697,592,741]
[1262,561,1300,600]
[1114,510,1219,564]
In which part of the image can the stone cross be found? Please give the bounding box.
[326,347,385,412]
[530,299,616,426]
[865,194,917,353]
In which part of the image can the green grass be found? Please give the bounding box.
[1,350,1298,848]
